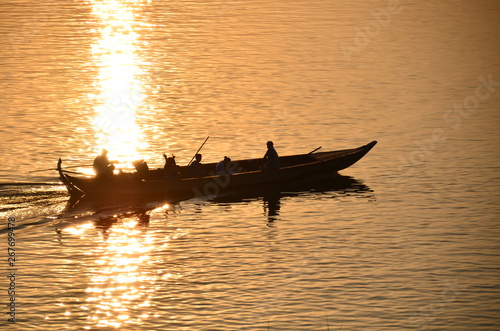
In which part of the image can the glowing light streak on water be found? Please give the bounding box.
[90,0,148,166]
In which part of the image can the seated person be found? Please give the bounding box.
[93,149,117,180]
[216,156,235,175]
[189,153,206,177]
[132,159,149,180]
[163,153,180,180]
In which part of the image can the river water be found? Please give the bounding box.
[1,0,500,330]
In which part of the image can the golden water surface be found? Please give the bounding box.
[1,0,500,330]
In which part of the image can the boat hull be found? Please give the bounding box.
[58,141,377,202]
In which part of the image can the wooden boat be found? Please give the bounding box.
[57,140,377,201]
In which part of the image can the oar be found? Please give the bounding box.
[187,136,210,166]
[308,146,322,155]
[29,164,93,173]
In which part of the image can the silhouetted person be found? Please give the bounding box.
[163,153,180,180]
[189,153,205,177]
[93,149,116,180]
[216,156,233,175]
[132,159,149,180]
[263,141,280,170]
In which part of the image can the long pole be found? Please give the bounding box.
[188,136,210,166]
[307,146,322,154]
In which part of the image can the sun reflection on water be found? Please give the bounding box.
[90,0,148,166]
[56,203,190,328]
[65,215,159,329]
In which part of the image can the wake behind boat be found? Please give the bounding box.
[57,141,377,202]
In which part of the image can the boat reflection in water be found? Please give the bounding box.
[64,173,372,223]
[55,173,372,328]
[210,174,373,224]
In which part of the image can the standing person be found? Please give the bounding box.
[93,149,116,179]
[263,141,280,170]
